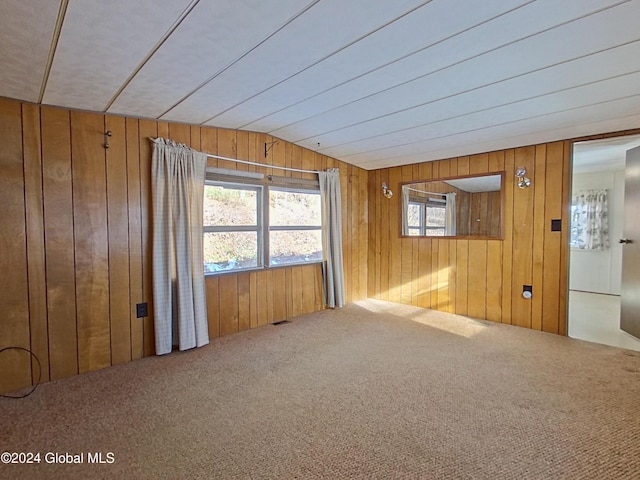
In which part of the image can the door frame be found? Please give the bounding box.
[567,129,640,339]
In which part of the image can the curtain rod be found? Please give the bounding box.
[205,152,319,175]
[405,187,451,196]
[151,137,320,174]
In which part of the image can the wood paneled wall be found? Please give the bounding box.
[0,98,368,394]
[368,146,572,332]
[459,190,501,237]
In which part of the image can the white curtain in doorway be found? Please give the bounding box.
[571,189,609,250]
[318,169,345,308]
[151,138,209,355]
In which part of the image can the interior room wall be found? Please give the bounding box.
[0,98,368,394]
[569,170,625,295]
[368,144,572,335]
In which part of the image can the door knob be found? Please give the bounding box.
[619,238,633,244]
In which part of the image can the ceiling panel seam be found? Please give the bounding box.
[200,0,435,125]
[272,0,633,141]
[363,112,640,169]
[38,0,69,104]
[238,0,537,131]
[103,0,202,112]
[339,92,640,160]
[158,0,322,121]
[315,41,640,152]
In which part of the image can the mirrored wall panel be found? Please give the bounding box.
[402,173,503,238]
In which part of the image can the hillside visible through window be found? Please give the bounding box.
[203,183,322,273]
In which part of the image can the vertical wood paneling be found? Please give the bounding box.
[357,167,368,301]
[291,267,303,318]
[22,103,49,383]
[41,106,78,381]
[455,240,469,316]
[302,265,316,314]
[467,241,487,320]
[417,238,431,308]
[256,270,270,327]
[236,271,250,326]
[0,98,31,392]
[219,275,239,336]
[205,276,220,339]
[71,111,111,373]
[401,165,413,305]
[437,240,450,311]
[126,117,144,360]
[510,147,535,329]
[139,120,156,356]
[541,142,565,334]
[388,167,402,303]
[249,271,258,329]
[501,149,515,324]
[368,138,574,336]
[1,99,364,394]
[368,170,378,299]
[272,268,287,322]
[531,145,547,331]
[486,240,502,322]
[379,169,390,302]
[105,116,131,365]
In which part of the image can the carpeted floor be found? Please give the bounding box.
[1,299,639,479]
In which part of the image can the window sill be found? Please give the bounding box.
[204,260,324,277]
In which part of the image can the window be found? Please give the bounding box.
[203,183,262,273]
[407,196,446,236]
[269,188,322,266]
[203,173,322,273]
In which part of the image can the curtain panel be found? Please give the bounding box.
[444,192,457,236]
[151,138,209,355]
[571,189,609,251]
[318,169,346,308]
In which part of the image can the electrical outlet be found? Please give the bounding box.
[136,303,148,318]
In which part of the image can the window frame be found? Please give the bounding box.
[267,186,323,267]
[203,172,323,275]
[203,181,264,273]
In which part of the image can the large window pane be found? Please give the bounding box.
[203,232,258,273]
[270,190,321,226]
[426,204,445,227]
[204,185,258,226]
[269,230,322,266]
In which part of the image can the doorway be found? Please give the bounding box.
[569,135,640,351]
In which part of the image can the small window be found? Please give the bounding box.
[203,182,262,273]
[269,188,322,266]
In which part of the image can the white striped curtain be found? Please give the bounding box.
[151,138,209,355]
[318,169,346,308]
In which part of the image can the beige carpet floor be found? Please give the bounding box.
[1,299,639,479]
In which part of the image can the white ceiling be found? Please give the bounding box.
[445,175,502,193]
[2,0,640,170]
[573,134,640,173]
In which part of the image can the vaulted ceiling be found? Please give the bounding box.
[2,0,640,170]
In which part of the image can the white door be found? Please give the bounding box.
[620,145,640,339]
